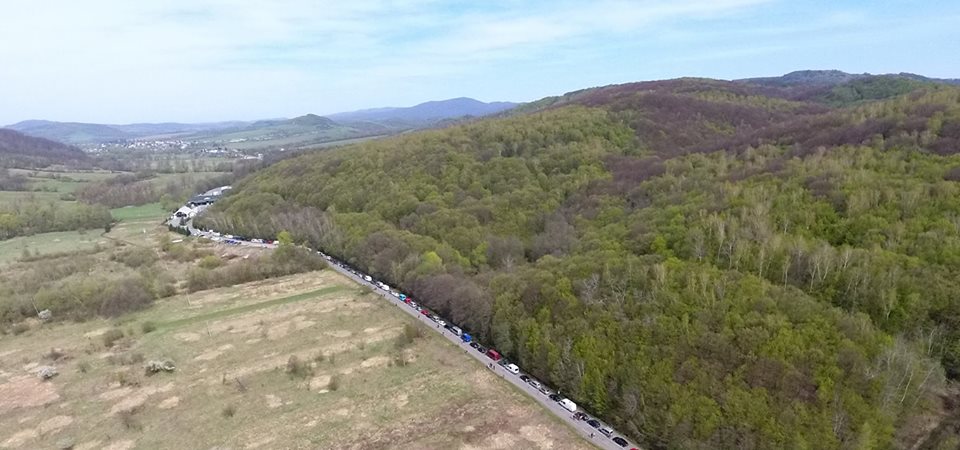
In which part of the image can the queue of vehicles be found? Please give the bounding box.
[181,222,637,449]
[315,249,637,449]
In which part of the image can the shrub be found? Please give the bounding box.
[197,255,223,270]
[221,405,237,418]
[111,247,158,268]
[285,355,311,379]
[77,360,91,374]
[118,410,142,430]
[313,351,325,363]
[141,321,157,334]
[102,328,124,347]
[328,374,341,391]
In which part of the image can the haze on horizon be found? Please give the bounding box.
[1,0,958,125]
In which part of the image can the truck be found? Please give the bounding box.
[461,333,472,343]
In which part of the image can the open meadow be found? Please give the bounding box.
[0,222,592,450]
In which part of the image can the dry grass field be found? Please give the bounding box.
[0,224,593,449]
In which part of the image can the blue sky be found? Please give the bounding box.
[1,0,958,124]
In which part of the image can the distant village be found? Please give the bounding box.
[82,138,264,160]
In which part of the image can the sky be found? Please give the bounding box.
[1,0,958,124]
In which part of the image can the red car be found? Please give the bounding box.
[486,349,502,361]
[420,309,430,316]
[404,297,413,304]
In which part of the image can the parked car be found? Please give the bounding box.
[528,380,542,390]
[598,426,613,437]
[363,275,373,282]
[504,364,520,375]
[573,412,587,421]
[409,302,419,309]
[559,398,577,413]
[485,349,502,361]
[469,341,480,349]
[476,345,487,354]
[450,326,462,336]
[586,419,601,429]
[461,333,472,343]
[538,385,553,396]
[519,374,530,383]
[612,437,628,447]
[548,393,562,402]
[420,309,431,316]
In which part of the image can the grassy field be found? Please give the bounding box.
[0,271,591,450]
[110,203,168,222]
[0,229,107,265]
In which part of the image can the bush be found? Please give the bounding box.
[221,405,237,418]
[141,321,157,334]
[197,255,223,270]
[118,409,142,430]
[285,355,311,379]
[328,374,341,391]
[77,360,91,374]
[111,247,158,268]
[102,328,124,348]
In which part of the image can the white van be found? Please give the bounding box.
[505,364,520,375]
[559,398,577,413]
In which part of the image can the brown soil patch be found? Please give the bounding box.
[0,429,37,449]
[309,375,331,391]
[37,415,74,434]
[83,328,110,338]
[158,396,180,409]
[0,376,60,414]
[174,332,201,342]
[360,356,390,369]
[194,344,234,361]
[74,441,102,450]
[265,394,282,409]
[101,440,135,450]
[98,386,133,401]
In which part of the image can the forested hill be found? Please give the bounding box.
[0,128,89,168]
[200,76,960,449]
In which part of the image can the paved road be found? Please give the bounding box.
[328,263,637,450]
[174,221,638,449]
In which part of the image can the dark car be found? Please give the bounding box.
[476,345,487,353]
[586,419,601,429]
[548,393,562,402]
[469,342,480,350]
[519,374,530,383]
[573,412,587,421]
[612,437,628,447]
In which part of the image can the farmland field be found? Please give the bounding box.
[0,229,107,265]
[110,203,168,221]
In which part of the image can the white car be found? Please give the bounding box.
[528,380,542,390]
[363,275,373,282]
[559,398,577,413]
[504,363,520,375]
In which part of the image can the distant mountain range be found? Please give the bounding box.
[4,98,519,146]
[327,97,518,125]
[737,69,960,87]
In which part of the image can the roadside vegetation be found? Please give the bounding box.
[202,79,960,448]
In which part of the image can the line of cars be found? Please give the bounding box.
[316,250,637,449]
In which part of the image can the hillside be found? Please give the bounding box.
[201,75,960,449]
[327,97,518,126]
[5,120,244,145]
[0,129,89,168]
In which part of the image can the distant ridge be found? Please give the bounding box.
[738,69,960,87]
[327,97,518,125]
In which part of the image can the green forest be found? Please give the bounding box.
[200,77,960,449]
